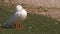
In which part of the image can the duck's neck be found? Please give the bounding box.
[16,9,21,12]
[17,8,24,12]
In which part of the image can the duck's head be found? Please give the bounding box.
[16,5,22,10]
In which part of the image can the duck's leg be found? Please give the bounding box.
[15,21,20,30]
[15,21,23,30]
[19,22,23,30]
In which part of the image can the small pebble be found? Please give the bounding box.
[54,22,58,24]
[29,27,32,29]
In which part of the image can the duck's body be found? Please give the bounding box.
[15,9,27,20]
[2,5,27,30]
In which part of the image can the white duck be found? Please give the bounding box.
[2,5,27,30]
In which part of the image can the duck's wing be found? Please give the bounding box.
[4,13,19,25]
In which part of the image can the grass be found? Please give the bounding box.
[0,4,60,34]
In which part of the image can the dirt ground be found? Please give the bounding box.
[25,7,60,21]
[0,3,60,21]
